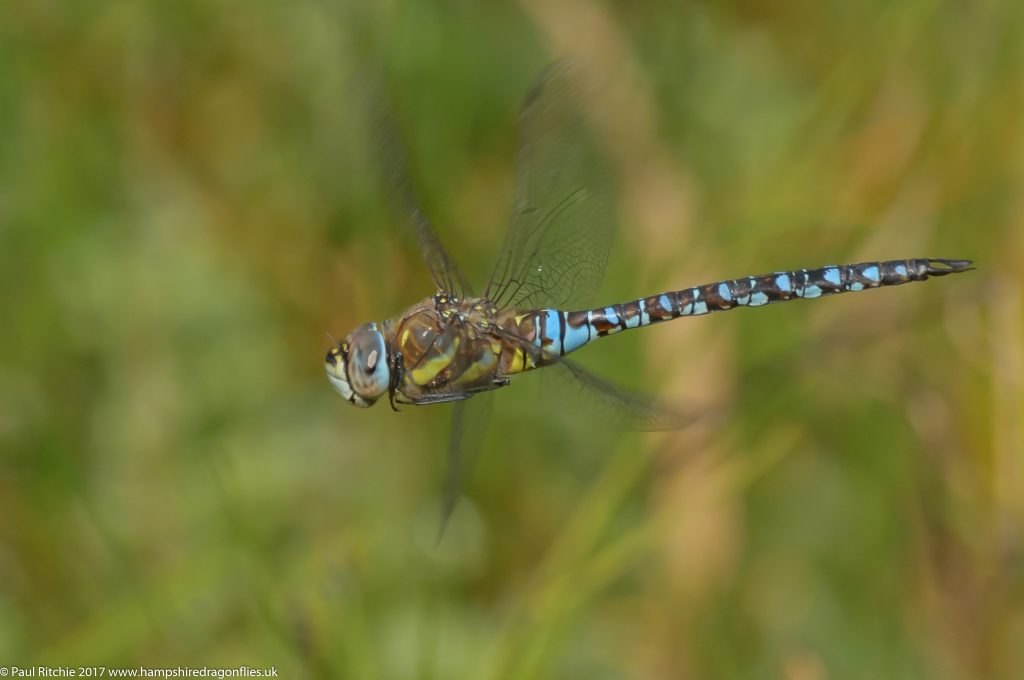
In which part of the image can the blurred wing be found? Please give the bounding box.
[550,358,699,432]
[485,61,615,311]
[490,321,699,431]
[363,71,470,298]
[439,393,494,539]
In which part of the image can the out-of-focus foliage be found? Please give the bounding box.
[1,0,1021,677]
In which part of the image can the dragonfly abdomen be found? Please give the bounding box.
[530,259,971,357]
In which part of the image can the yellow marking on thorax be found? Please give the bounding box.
[499,314,538,375]
[503,346,538,376]
[511,347,525,374]
[455,351,497,385]
[410,336,459,385]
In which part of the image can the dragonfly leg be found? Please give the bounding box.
[388,349,406,412]
[405,379,510,406]
[406,392,475,406]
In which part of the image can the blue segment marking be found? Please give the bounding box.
[604,307,619,327]
[718,282,732,302]
[848,281,864,292]
[737,278,756,305]
[625,306,641,328]
[862,265,880,283]
[562,318,590,354]
[658,294,672,314]
[823,267,841,287]
[690,289,709,316]
[800,285,822,298]
[775,274,792,293]
[895,264,907,277]
[638,299,650,326]
[749,291,769,306]
[543,310,562,354]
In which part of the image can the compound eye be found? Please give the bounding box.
[348,326,390,402]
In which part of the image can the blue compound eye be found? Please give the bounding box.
[347,324,390,406]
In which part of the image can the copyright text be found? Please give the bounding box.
[2,667,277,678]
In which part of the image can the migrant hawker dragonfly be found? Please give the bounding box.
[326,63,971,519]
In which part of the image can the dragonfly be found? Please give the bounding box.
[327,63,971,517]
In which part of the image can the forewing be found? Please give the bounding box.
[361,70,469,298]
[485,61,616,311]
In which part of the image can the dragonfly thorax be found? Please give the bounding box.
[387,296,512,402]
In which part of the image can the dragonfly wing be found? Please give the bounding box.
[492,322,700,432]
[363,71,470,298]
[548,358,701,432]
[439,393,494,539]
[485,61,615,311]
[408,205,470,299]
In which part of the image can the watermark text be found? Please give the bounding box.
[2,667,278,678]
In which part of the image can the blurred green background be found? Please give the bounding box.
[2,0,1022,677]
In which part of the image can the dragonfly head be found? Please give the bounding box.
[325,322,391,408]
